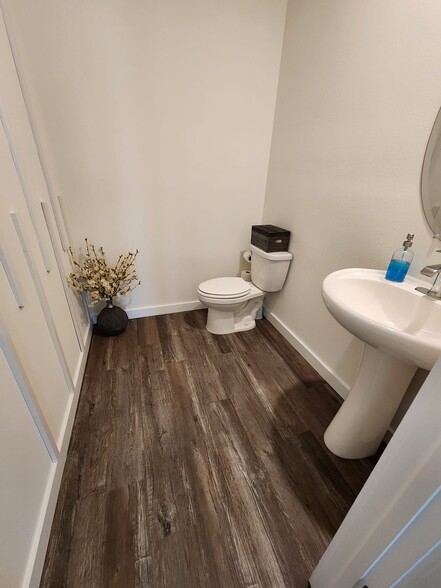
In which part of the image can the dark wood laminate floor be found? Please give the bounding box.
[41,311,381,588]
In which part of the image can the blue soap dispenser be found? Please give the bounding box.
[385,233,415,282]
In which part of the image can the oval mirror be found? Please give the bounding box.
[421,106,441,239]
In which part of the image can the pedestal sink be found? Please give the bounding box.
[322,268,441,459]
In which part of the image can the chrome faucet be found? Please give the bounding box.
[415,250,441,298]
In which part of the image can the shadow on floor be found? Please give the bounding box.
[271,381,377,546]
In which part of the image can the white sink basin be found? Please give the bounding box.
[321,268,441,459]
[322,268,441,371]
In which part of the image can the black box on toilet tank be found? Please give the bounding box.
[251,225,290,253]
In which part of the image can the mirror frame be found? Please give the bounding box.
[421,106,441,240]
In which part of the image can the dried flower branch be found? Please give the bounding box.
[67,239,141,306]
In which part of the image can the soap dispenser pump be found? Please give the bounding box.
[385,233,415,283]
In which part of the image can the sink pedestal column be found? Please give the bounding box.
[324,344,416,459]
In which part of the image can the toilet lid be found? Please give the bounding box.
[198,277,251,298]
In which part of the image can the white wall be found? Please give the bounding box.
[3,0,287,314]
[263,0,441,392]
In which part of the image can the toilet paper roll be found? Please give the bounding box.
[241,270,251,281]
[243,249,252,263]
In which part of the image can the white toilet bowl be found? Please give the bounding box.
[197,245,292,335]
[197,277,264,335]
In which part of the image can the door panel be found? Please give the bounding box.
[0,123,70,446]
[0,348,52,588]
[0,13,88,376]
[357,487,441,587]
[395,540,441,587]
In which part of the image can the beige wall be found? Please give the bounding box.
[263,0,441,392]
[3,0,287,313]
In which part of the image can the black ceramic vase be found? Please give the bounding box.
[96,299,128,336]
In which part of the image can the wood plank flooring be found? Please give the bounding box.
[41,310,381,588]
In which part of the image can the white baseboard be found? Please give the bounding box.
[126,300,204,320]
[89,300,205,323]
[28,324,93,588]
[263,308,350,400]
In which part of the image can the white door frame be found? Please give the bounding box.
[310,356,441,588]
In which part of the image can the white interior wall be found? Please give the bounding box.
[263,0,441,392]
[3,0,287,314]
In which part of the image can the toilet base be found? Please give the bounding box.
[206,298,263,335]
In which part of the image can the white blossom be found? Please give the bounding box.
[67,240,140,306]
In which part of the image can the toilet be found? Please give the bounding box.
[197,244,292,335]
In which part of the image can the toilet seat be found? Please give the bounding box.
[198,277,251,299]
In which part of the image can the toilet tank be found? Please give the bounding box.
[250,244,292,292]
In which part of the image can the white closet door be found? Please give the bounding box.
[0,122,70,447]
[0,12,88,377]
[0,348,53,588]
[395,541,441,587]
[355,487,441,587]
